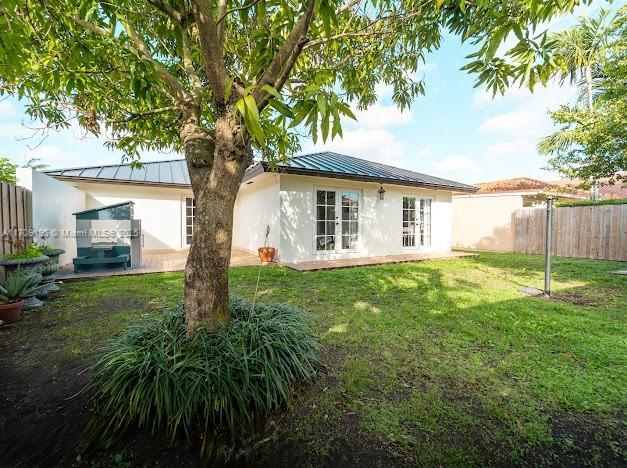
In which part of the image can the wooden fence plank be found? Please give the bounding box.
[0,182,33,257]
[1,184,11,255]
[15,187,24,238]
[512,204,627,261]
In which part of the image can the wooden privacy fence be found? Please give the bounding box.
[513,204,627,262]
[1,182,33,256]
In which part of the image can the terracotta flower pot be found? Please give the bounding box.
[258,247,277,263]
[0,299,25,323]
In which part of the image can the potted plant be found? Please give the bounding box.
[257,225,277,263]
[0,229,49,276]
[0,231,49,308]
[0,272,41,323]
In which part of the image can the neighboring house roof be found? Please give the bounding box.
[548,173,627,200]
[45,152,477,192]
[473,177,587,197]
[597,181,627,199]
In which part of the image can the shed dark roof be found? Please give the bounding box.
[46,152,477,192]
[72,201,134,216]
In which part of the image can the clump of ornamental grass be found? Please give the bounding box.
[85,298,319,448]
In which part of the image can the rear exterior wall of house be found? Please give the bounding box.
[232,173,281,254]
[278,174,453,264]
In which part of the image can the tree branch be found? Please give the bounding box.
[120,17,190,102]
[69,14,189,104]
[181,31,203,102]
[256,0,317,102]
[216,0,227,44]
[191,0,231,106]
[304,6,427,49]
[146,0,187,25]
[216,0,264,25]
[336,0,364,15]
[107,106,179,124]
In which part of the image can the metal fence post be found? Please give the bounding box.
[544,198,553,296]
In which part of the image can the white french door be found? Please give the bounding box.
[315,188,360,253]
[402,196,432,248]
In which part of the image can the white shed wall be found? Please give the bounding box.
[72,182,193,251]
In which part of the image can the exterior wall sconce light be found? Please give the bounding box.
[378,184,386,200]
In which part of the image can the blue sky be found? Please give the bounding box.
[0,1,621,184]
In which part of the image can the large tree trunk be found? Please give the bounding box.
[181,111,252,332]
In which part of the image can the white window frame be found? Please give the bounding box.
[312,185,362,255]
[418,196,433,249]
[401,194,419,250]
[401,194,434,250]
[181,195,195,247]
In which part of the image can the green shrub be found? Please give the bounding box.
[555,197,627,207]
[86,298,319,445]
[0,271,41,302]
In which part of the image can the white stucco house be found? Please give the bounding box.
[17,152,476,266]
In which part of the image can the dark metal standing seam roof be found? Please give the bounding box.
[264,152,477,192]
[45,152,477,192]
[45,159,191,186]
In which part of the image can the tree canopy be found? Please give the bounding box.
[539,6,626,185]
[0,156,48,184]
[0,157,17,185]
[1,0,592,163]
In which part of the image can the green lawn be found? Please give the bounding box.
[1,253,625,466]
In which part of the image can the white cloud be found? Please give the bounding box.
[305,128,407,167]
[416,146,433,158]
[417,62,437,73]
[353,103,413,128]
[479,110,542,138]
[3,123,179,169]
[472,85,531,108]
[375,82,394,100]
[485,141,535,158]
[476,79,579,164]
[0,99,17,119]
[0,122,36,140]
[432,156,480,178]
[473,79,578,110]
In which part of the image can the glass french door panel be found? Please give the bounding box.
[316,189,336,251]
[341,191,359,249]
[315,189,360,252]
[402,197,416,247]
[420,199,432,246]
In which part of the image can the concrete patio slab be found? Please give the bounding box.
[283,251,477,271]
[56,248,259,281]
